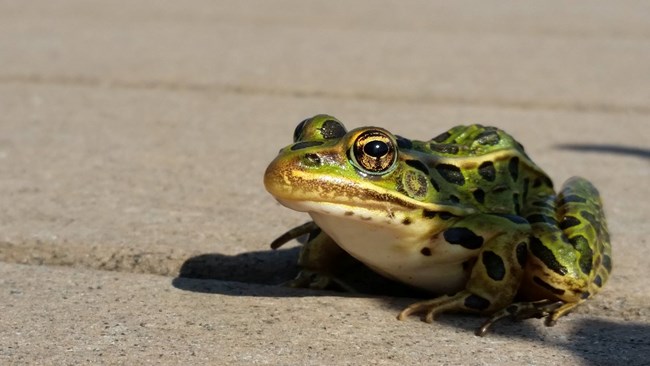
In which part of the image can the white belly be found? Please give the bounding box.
[309,212,469,294]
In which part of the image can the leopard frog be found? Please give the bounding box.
[264,115,611,335]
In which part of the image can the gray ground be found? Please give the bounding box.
[1,1,649,365]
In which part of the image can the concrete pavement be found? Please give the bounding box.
[1,1,649,364]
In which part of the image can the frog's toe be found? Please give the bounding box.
[397,294,466,323]
[544,301,580,326]
[397,300,437,323]
[476,299,565,336]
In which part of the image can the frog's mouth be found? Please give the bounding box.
[271,188,412,229]
[265,162,438,226]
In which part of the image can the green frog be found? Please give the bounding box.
[264,114,611,336]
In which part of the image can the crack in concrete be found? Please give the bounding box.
[0,241,191,277]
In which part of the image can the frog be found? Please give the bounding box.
[264,114,612,336]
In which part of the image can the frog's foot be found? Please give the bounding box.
[476,299,574,336]
[284,270,359,293]
[397,292,472,324]
[284,270,332,290]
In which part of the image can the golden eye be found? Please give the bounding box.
[351,130,397,174]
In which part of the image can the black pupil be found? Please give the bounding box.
[363,140,389,157]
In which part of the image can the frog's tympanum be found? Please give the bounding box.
[264,115,611,336]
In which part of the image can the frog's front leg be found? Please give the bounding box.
[397,214,530,329]
[271,221,360,291]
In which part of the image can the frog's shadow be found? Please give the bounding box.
[171,246,482,332]
[171,247,301,294]
[171,246,426,299]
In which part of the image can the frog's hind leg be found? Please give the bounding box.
[496,177,611,331]
[541,177,610,324]
[556,177,612,298]
[398,214,531,329]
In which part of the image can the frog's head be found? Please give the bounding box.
[264,115,443,224]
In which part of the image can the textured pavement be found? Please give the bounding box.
[1,1,649,365]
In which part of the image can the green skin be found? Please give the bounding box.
[264,115,612,336]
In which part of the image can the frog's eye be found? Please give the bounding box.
[294,115,347,142]
[293,119,309,142]
[351,130,397,174]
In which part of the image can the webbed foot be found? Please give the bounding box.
[475,299,570,336]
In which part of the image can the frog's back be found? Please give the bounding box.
[397,124,554,216]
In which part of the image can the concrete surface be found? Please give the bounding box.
[1,1,648,365]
